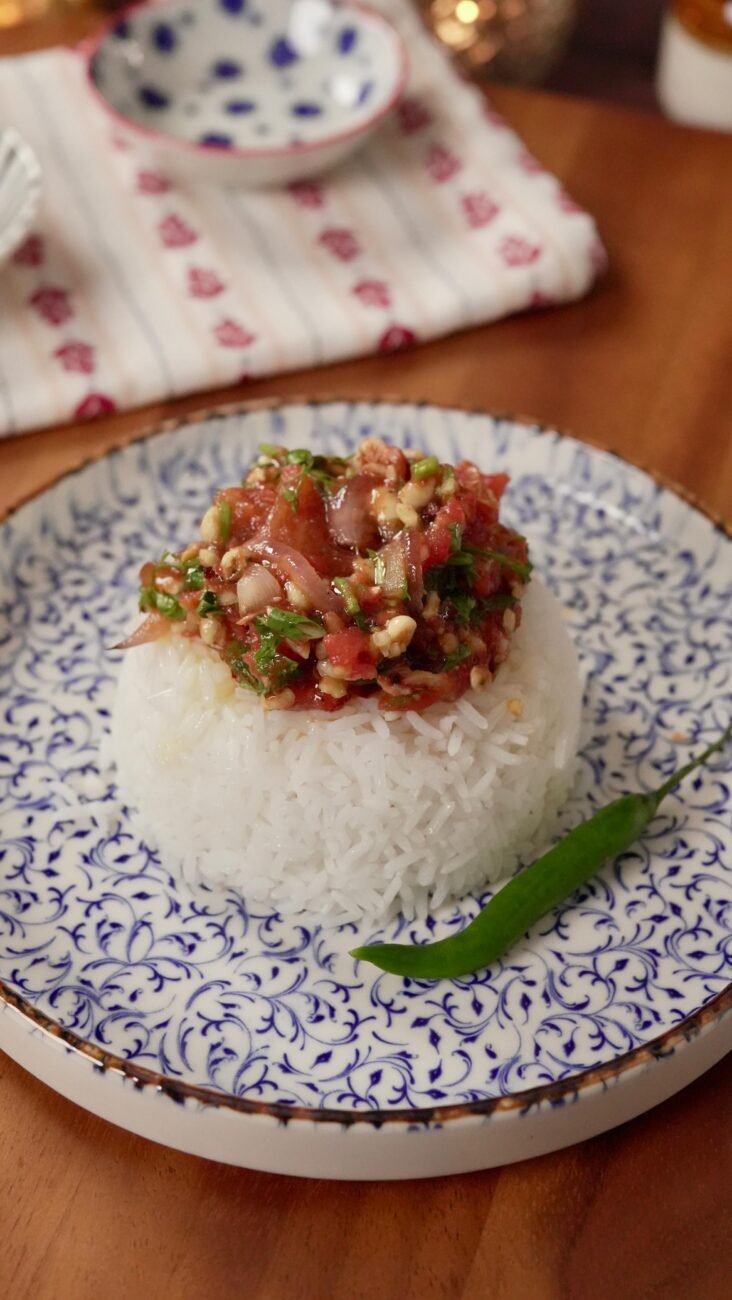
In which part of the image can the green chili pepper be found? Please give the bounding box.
[332,577,361,616]
[217,499,232,543]
[182,558,205,590]
[412,456,439,481]
[351,723,732,979]
[197,590,223,617]
[138,586,186,621]
[332,577,368,631]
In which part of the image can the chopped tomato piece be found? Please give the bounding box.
[263,471,351,577]
[323,627,378,680]
[217,486,277,541]
[424,498,466,568]
[128,437,528,713]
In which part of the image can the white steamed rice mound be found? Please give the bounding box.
[111,579,582,924]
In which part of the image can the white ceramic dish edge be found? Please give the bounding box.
[2,988,730,1179]
[0,128,42,266]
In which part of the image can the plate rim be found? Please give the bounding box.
[1,394,730,1128]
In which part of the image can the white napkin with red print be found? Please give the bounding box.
[0,1,605,437]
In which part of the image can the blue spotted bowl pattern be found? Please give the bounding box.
[0,402,730,1114]
[88,0,406,180]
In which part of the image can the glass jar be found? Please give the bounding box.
[657,1,732,130]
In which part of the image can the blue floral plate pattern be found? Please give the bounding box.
[0,401,730,1174]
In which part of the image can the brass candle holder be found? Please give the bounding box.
[418,0,578,84]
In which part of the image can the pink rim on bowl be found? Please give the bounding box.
[82,0,410,162]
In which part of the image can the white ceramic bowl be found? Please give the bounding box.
[87,0,408,187]
[0,128,42,266]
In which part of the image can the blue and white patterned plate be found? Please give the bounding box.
[0,401,730,1179]
[87,0,408,187]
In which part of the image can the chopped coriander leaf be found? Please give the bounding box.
[217,499,232,544]
[282,483,300,513]
[253,610,324,674]
[412,456,439,481]
[138,586,157,611]
[280,450,336,496]
[253,637,277,674]
[285,448,314,467]
[306,467,337,496]
[258,442,282,458]
[226,643,266,694]
[449,523,463,553]
[255,609,324,641]
[463,542,532,581]
[451,594,477,626]
[268,655,302,691]
[198,590,223,617]
[425,562,465,597]
[481,593,517,612]
[443,643,471,671]
[445,551,474,569]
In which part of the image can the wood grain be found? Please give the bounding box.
[0,57,731,1300]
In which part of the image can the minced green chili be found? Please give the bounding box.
[351,723,732,979]
[412,456,439,481]
[217,499,232,543]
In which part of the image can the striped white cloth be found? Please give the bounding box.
[0,1,605,437]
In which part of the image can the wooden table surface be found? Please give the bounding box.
[1,17,732,1299]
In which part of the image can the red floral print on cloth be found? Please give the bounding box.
[556,189,583,214]
[516,149,544,175]
[499,236,542,267]
[137,170,171,195]
[214,319,256,348]
[425,144,462,184]
[589,238,609,275]
[75,393,116,420]
[188,268,225,298]
[396,96,433,134]
[159,214,198,248]
[288,180,325,209]
[483,104,509,129]
[12,234,45,268]
[462,193,500,229]
[54,341,95,374]
[352,279,391,309]
[318,228,361,262]
[378,324,417,352]
[29,286,73,327]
